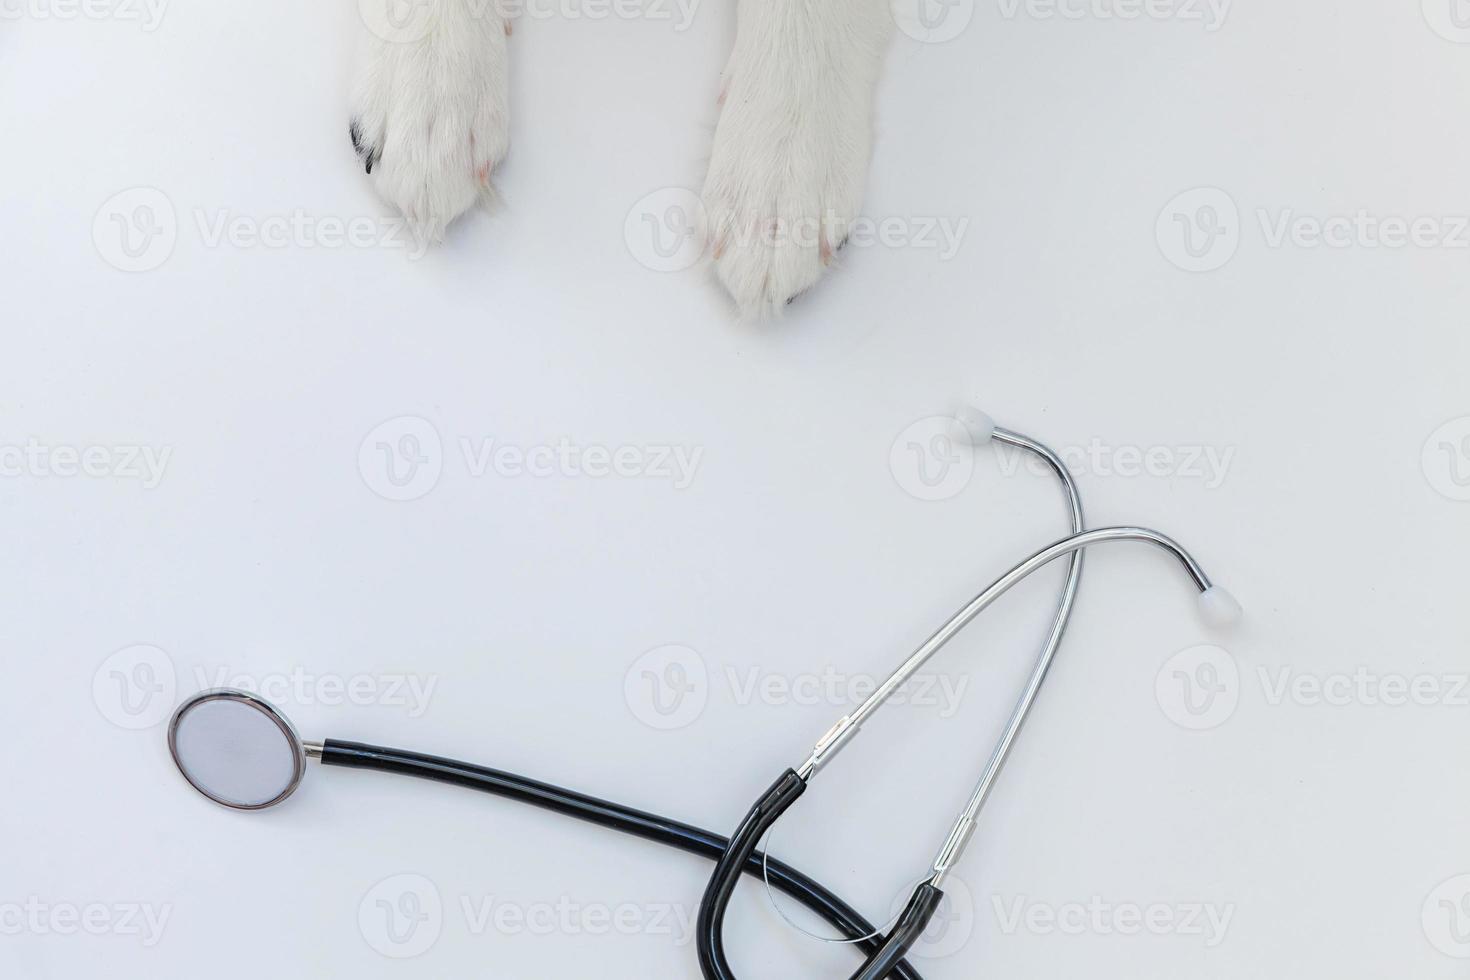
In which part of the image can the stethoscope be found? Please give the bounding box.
[165,407,1239,980]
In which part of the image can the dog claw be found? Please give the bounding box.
[350,119,382,175]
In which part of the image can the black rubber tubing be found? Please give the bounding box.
[695,769,943,980]
[321,742,924,980]
[848,884,945,980]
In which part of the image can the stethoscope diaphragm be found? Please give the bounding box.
[167,689,306,810]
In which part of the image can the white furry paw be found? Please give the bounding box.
[349,0,511,242]
[702,0,893,316]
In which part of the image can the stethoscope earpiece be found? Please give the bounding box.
[1197,585,1244,629]
[168,689,307,811]
[952,405,996,446]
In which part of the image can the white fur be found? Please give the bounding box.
[703,0,894,316]
[346,0,893,314]
[350,0,511,242]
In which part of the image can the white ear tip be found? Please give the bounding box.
[954,406,995,445]
[1197,586,1243,629]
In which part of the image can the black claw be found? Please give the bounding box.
[838,236,850,252]
[350,118,380,174]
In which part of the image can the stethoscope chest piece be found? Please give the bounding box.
[168,689,307,811]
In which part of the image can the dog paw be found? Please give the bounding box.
[349,1,511,242]
[702,0,892,316]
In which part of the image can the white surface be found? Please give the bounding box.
[3,2,1469,978]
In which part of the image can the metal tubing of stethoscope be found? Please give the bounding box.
[798,526,1215,783]
[929,427,1084,884]
[755,425,1085,941]
[763,426,1086,924]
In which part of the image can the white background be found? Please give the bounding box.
[3,0,1469,977]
